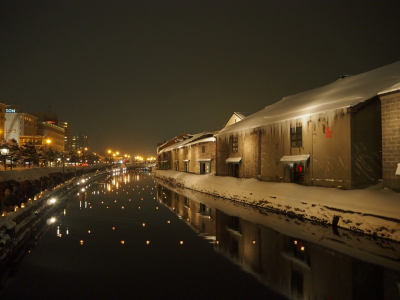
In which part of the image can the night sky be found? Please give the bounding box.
[1,0,400,156]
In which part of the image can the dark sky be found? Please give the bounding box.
[1,0,400,156]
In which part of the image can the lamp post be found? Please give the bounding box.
[108,150,112,164]
[1,147,9,170]
[44,139,51,167]
[82,147,88,174]
[61,156,69,181]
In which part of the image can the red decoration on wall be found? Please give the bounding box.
[298,165,303,172]
[326,127,333,138]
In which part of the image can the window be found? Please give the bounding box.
[291,126,302,147]
[232,136,238,152]
[184,161,190,172]
[184,197,190,208]
[202,146,205,153]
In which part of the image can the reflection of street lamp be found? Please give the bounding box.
[1,147,9,170]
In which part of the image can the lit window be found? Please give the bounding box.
[232,136,238,153]
[291,126,302,148]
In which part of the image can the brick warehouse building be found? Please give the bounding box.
[157,131,217,174]
[215,61,400,190]
[378,84,400,192]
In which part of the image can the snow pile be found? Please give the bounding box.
[217,60,400,135]
[154,170,400,241]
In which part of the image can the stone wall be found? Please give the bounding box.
[380,91,400,192]
[216,129,261,178]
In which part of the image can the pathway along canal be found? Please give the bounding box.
[1,170,284,300]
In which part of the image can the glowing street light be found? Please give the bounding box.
[0,147,9,170]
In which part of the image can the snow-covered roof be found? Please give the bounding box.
[184,136,215,147]
[158,132,214,154]
[378,82,400,95]
[280,154,310,163]
[226,157,242,163]
[234,112,251,119]
[157,132,192,153]
[223,111,251,128]
[217,61,400,136]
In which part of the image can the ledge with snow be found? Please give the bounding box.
[153,170,400,242]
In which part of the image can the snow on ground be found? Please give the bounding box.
[153,170,400,242]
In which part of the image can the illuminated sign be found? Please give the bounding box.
[326,127,333,138]
[6,109,16,113]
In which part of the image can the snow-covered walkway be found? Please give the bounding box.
[153,170,400,241]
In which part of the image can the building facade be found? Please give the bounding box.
[378,84,400,192]
[0,103,7,140]
[72,133,91,151]
[158,132,216,174]
[31,109,65,151]
[215,61,400,189]
[5,111,38,142]
[58,121,73,151]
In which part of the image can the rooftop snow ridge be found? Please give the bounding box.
[216,60,400,136]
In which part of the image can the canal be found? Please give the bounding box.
[2,169,400,299]
[0,170,284,299]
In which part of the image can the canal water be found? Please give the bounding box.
[2,169,400,299]
[0,170,284,300]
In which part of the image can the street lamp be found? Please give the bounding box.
[60,156,69,181]
[1,147,9,170]
[45,139,51,149]
[44,139,51,167]
[108,150,112,164]
[1,129,16,141]
[83,147,88,174]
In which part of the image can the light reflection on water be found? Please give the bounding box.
[7,169,399,299]
[155,179,400,300]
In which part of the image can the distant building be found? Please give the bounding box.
[0,103,7,140]
[58,121,73,151]
[72,133,91,151]
[156,113,248,174]
[158,131,217,174]
[5,105,38,143]
[31,108,65,151]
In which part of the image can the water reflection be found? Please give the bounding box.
[156,180,400,300]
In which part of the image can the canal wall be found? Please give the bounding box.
[153,170,400,242]
[155,179,400,272]
[0,170,109,267]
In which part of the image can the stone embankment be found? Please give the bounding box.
[0,166,109,276]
